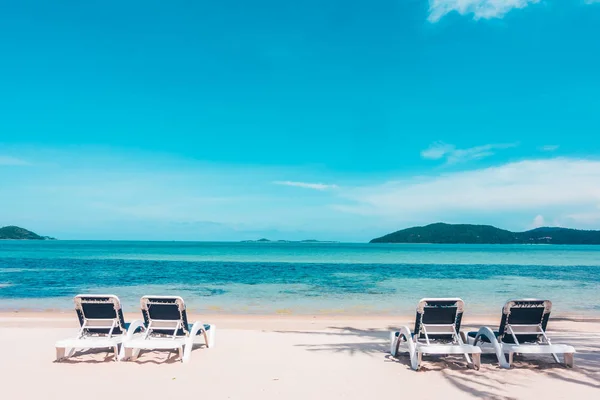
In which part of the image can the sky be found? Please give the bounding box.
[1,0,600,241]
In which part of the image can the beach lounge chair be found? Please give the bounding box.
[389,298,481,370]
[467,299,575,368]
[55,294,143,361]
[119,296,215,363]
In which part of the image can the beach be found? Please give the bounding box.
[1,312,599,399]
[2,241,600,398]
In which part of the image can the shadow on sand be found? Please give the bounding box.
[275,325,600,399]
[55,343,208,365]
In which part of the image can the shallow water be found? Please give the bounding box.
[1,241,599,315]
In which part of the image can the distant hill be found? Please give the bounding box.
[370,223,600,245]
[0,226,55,240]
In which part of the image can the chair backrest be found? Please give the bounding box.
[74,294,126,336]
[414,298,464,342]
[498,299,552,344]
[140,296,190,337]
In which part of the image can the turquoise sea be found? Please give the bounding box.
[1,241,599,315]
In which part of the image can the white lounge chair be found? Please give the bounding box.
[390,298,481,370]
[467,299,575,368]
[119,296,215,363]
[55,294,143,361]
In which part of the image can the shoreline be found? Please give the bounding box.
[2,308,599,318]
[3,310,600,330]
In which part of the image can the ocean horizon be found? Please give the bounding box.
[1,240,599,316]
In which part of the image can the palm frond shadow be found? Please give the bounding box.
[55,348,118,364]
[55,344,207,365]
[274,326,389,356]
[441,370,520,400]
[274,324,600,396]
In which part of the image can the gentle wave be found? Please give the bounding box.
[0,268,67,273]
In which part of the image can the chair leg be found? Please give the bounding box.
[507,352,514,366]
[389,332,397,356]
[472,353,481,370]
[551,353,560,364]
[564,353,574,368]
[132,348,141,360]
[183,340,193,363]
[118,345,127,361]
[178,346,184,362]
[208,326,216,348]
[55,347,66,361]
[463,352,473,365]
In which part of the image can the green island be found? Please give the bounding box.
[0,226,56,240]
[370,223,600,244]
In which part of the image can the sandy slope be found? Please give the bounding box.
[1,313,599,399]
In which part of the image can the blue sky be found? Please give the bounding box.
[1,1,600,241]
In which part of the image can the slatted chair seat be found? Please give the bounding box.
[55,294,143,362]
[390,298,481,371]
[119,296,215,363]
[467,299,575,368]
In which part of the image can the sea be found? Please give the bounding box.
[1,241,599,316]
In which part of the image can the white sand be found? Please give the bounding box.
[1,312,599,399]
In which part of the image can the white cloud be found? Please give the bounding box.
[565,204,600,225]
[0,156,30,166]
[336,158,600,220]
[539,145,559,152]
[421,141,517,164]
[420,142,456,160]
[428,0,539,23]
[531,214,545,228]
[273,181,339,190]
[565,211,600,225]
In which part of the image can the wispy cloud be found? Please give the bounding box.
[531,214,546,228]
[585,0,600,4]
[565,207,600,225]
[273,181,339,190]
[421,141,517,164]
[4,146,600,240]
[0,156,30,166]
[428,0,539,23]
[539,145,559,152]
[336,158,600,223]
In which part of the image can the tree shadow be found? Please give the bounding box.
[499,330,600,390]
[129,349,182,364]
[127,343,208,364]
[275,324,600,397]
[551,316,600,323]
[274,326,389,357]
[55,344,207,365]
[55,348,119,364]
[441,369,519,400]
